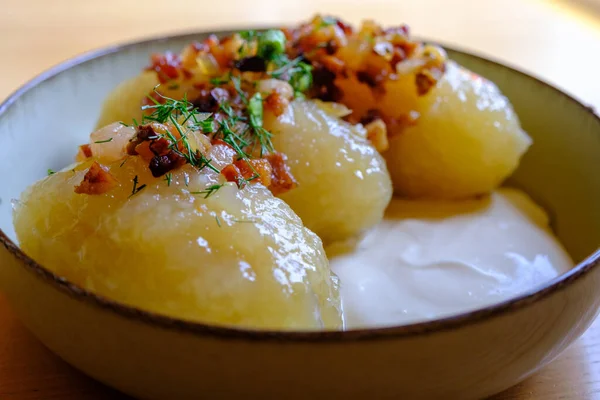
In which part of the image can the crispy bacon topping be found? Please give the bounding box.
[103,16,450,200]
[76,144,93,162]
[222,159,272,188]
[127,123,189,178]
[74,162,118,195]
[265,152,297,195]
[220,153,296,195]
[264,92,289,117]
[147,52,183,84]
[415,70,438,96]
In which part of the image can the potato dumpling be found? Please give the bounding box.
[333,43,446,130]
[96,72,158,128]
[264,100,393,244]
[384,61,532,199]
[14,141,342,330]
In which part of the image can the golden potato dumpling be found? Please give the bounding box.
[14,143,342,330]
[265,100,393,244]
[384,61,532,199]
[96,72,158,128]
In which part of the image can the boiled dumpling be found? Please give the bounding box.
[14,126,342,330]
[383,61,532,199]
[96,72,159,129]
[265,100,393,244]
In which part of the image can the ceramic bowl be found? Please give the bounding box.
[0,30,599,400]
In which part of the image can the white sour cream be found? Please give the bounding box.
[328,188,573,329]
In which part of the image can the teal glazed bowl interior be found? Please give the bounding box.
[0,30,599,400]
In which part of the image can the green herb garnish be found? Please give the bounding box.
[47,169,55,176]
[257,29,286,60]
[247,92,274,156]
[164,172,173,186]
[191,183,225,198]
[129,175,146,197]
[94,138,113,144]
[141,88,218,173]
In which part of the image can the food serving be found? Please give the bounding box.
[13,15,572,331]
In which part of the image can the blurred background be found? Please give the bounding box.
[1,0,599,109]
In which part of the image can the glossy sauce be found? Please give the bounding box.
[328,188,573,329]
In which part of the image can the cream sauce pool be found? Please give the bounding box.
[328,188,573,329]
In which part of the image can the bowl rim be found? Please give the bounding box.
[1,28,600,343]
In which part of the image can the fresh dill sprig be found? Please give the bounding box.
[189,113,215,133]
[130,175,139,196]
[237,28,312,95]
[47,169,55,176]
[141,88,218,173]
[239,30,258,41]
[129,175,147,197]
[247,92,274,156]
[215,215,222,227]
[164,172,172,186]
[237,30,258,57]
[269,56,313,94]
[94,138,113,144]
[191,183,225,198]
[217,119,251,160]
[230,75,247,103]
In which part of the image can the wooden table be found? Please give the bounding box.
[1,0,599,398]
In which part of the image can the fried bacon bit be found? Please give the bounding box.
[127,123,187,177]
[311,65,342,102]
[220,154,297,195]
[149,152,186,178]
[222,159,272,188]
[191,88,219,113]
[127,124,157,156]
[76,144,93,162]
[74,161,118,195]
[265,153,297,195]
[336,19,354,35]
[320,56,345,74]
[356,70,378,88]
[415,70,438,96]
[221,164,243,185]
[235,56,267,72]
[147,52,182,84]
[264,92,289,117]
[365,118,389,152]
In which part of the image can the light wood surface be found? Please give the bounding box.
[1,0,599,398]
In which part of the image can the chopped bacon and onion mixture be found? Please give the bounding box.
[75,15,446,196]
